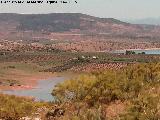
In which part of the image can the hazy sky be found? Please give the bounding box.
[0,0,159,19]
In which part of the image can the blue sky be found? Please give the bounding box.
[0,0,159,19]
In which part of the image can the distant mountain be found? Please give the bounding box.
[125,17,160,25]
[0,13,129,33]
[0,13,160,41]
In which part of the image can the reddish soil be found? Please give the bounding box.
[105,100,127,119]
[69,62,129,72]
[0,72,55,91]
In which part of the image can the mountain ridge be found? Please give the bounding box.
[0,13,160,42]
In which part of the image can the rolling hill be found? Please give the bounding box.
[0,13,160,39]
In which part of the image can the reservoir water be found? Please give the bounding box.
[113,49,160,54]
[2,77,67,102]
[2,49,160,101]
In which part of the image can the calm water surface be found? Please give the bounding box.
[2,49,160,101]
[113,49,160,54]
[2,77,67,101]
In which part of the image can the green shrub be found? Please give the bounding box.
[0,94,48,119]
[52,63,160,119]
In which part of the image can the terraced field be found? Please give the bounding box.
[1,47,160,89]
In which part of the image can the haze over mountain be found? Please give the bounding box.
[125,17,160,25]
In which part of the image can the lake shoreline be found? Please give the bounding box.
[0,72,57,91]
[1,76,67,101]
[111,48,160,55]
[114,48,160,52]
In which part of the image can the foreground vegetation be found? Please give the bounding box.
[0,94,50,120]
[52,63,160,120]
[0,49,160,119]
[0,63,160,119]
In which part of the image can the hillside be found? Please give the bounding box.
[0,13,160,39]
[0,13,129,32]
[1,13,160,52]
